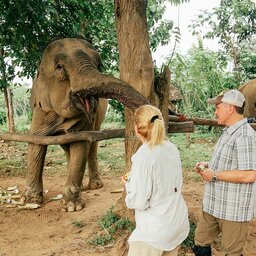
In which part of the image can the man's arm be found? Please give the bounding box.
[196,168,256,183]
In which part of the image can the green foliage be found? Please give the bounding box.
[167,46,230,119]
[240,38,256,80]
[189,0,256,82]
[88,234,114,246]
[181,219,197,249]
[0,85,31,131]
[147,1,173,51]
[72,220,86,228]
[88,207,135,246]
[0,95,6,125]
[97,138,125,174]
[107,100,125,123]
[0,0,186,83]
[99,207,120,229]
[0,142,27,176]
[0,0,189,123]
[169,132,218,171]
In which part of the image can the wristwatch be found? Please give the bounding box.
[211,175,218,182]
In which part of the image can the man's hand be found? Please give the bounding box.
[198,169,215,182]
[194,162,215,182]
[195,162,209,173]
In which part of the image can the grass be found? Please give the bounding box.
[88,206,198,250]
[168,131,218,183]
[181,219,197,249]
[169,132,218,169]
[72,220,87,228]
[88,207,135,247]
[0,141,27,176]
[0,128,219,181]
[98,138,125,175]
[0,123,222,252]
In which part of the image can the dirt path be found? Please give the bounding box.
[0,140,255,256]
[0,173,255,256]
[0,174,122,256]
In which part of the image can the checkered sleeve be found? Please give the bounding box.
[236,136,256,170]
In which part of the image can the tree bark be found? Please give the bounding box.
[0,47,15,133]
[3,87,15,133]
[114,0,154,171]
[153,66,171,128]
[169,115,224,127]
[7,87,15,132]
[0,129,125,144]
[0,123,197,145]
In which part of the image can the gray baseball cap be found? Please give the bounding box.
[207,89,245,107]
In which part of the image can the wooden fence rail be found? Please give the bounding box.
[1,116,254,146]
[0,122,194,145]
[169,115,256,130]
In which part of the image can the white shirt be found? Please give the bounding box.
[125,140,189,251]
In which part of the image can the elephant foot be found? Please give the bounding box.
[60,186,85,212]
[21,189,43,205]
[60,198,85,212]
[87,177,103,190]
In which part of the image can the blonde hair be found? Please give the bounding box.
[134,105,166,147]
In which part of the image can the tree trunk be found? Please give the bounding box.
[114,0,154,171]
[3,87,15,133]
[114,1,171,224]
[152,66,171,129]
[7,87,15,132]
[0,47,15,133]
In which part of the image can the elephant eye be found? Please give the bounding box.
[56,63,63,70]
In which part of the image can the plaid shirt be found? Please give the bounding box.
[203,119,256,222]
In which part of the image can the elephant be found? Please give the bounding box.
[238,79,256,119]
[23,38,149,212]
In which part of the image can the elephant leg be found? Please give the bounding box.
[61,144,70,167]
[87,141,103,189]
[22,143,47,204]
[60,142,88,212]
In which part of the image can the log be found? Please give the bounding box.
[0,129,125,145]
[168,121,194,133]
[169,115,256,130]
[0,121,196,146]
[169,115,223,127]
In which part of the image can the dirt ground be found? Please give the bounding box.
[0,141,255,256]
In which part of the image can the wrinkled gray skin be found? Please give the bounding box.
[239,79,256,118]
[23,38,149,212]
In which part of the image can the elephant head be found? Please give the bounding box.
[31,38,149,127]
[239,79,256,118]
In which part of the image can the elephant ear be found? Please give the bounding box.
[30,72,53,113]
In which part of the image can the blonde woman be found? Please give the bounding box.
[122,105,189,256]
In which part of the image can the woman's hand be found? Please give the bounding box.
[121,175,127,185]
[121,171,131,185]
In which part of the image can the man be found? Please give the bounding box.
[193,89,256,256]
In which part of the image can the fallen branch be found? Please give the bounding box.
[169,115,256,130]
[0,129,125,145]
[0,123,196,146]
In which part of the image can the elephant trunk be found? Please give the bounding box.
[71,71,150,111]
